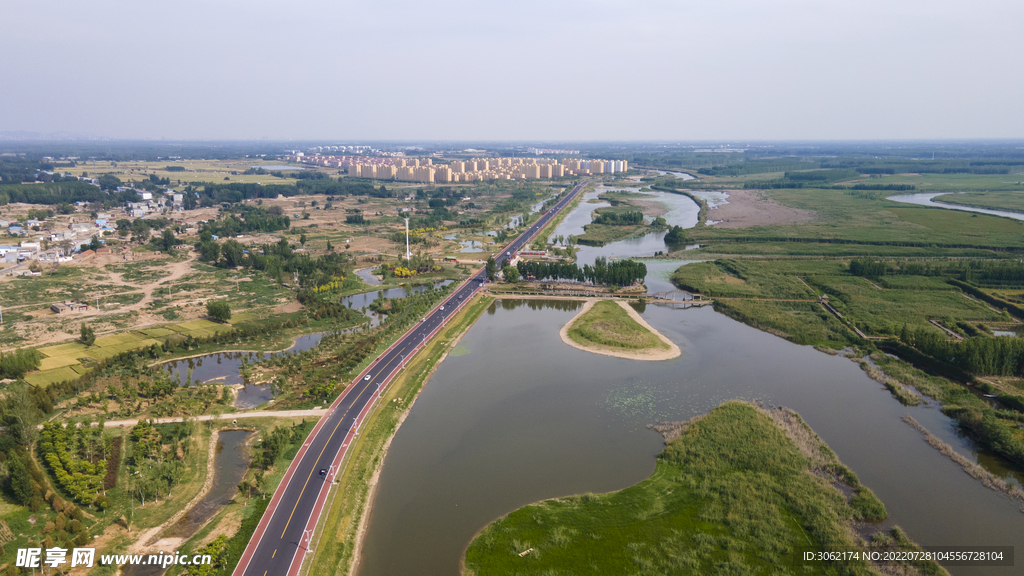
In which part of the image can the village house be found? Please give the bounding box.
[51,300,89,314]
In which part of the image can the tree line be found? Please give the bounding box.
[514,256,647,287]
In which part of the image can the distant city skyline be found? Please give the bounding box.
[1,0,1021,141]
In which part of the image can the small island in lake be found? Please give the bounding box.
[560,299,681,361]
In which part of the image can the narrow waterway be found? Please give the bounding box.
[887,192,1024,221]
[124,430,251,576]
[357,301,1024,576]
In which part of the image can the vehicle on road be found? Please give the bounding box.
[319,468,326,477]
[364,374,371,381]
[440,306,445,311]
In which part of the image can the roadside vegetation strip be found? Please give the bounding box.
[561,300,679,361]
[304,294,493,576]
[901,415,1024,512]
[465,401,943,576]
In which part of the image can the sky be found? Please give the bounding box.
[1,0,1022,141]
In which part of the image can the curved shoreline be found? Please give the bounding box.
[559,299,681,361]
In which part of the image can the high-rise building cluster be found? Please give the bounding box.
[347,157,627,183]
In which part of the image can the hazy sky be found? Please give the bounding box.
[1,0,1021,141]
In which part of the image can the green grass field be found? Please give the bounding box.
[671,260,1003,340]
[465,402,940,576]
[933,190,1024,214]
[676,187,1024,257]
[25,319,234,386]
[567,301,668,350]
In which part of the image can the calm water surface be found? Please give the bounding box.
[887,192,1024,221]
[358,301,1024,576]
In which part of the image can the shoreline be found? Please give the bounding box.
[559,299,681,361]
[302,295,493,576]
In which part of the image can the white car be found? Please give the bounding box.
[440,306,445,311]
[363,375,371,381]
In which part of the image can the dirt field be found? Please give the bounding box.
[706,189,816,228]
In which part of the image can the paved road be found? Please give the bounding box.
[232,179,590,576]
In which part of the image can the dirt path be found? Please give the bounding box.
[559,299,681,361]
[104,255,198,314]
[101,408,327,428]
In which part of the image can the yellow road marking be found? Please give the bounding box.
[272,549,276,559]
[278,351,402,538]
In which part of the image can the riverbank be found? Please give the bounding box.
[560,299,680,361]
[464,401,945,576]
[305,294,494,576]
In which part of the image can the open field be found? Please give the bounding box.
[663,187,1024,258]
[671,259,1004,340]
[24,319,232,386]
[465,401,942,576]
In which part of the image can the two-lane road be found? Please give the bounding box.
[233,179,590,576]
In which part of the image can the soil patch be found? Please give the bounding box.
[708,189,816,229]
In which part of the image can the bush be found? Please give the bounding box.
[206,300,232,323]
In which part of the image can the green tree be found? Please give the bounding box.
[326,239,333,251]
[664,225,686,244]
[206,300,232,323]
[7,456,34,506]
[80,323,96,346]
[502,264,520,283]
[221,240,244,268]
[486,256,496,282]
[300,233,307,247]
[160,229,176,253]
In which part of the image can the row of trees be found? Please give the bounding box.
[849,259,1024,286]
[513,256,647,287]
[901,326,1024,377]
[38,422,109,506]
[592,210,643,226]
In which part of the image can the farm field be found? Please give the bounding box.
[26,319,231,386]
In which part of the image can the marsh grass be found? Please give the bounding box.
[465,402,943,576]
[567,301,667,350]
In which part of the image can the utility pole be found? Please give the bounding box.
[404,217,411,261]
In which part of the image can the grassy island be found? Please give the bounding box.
[561,300,680,361]
[464,401,944,576]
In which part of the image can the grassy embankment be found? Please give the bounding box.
[575,190,665,247]
[566,300,668,351]
[465,401,943,576]
[670,259,1006,348]
[156,416,318,576]
[669,258,1024,480]
[651,182,1024,258]
[303,294,493,576]
[534,184,588,247]
[933,190,1024,214]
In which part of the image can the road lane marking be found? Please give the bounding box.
[272,550,276,559]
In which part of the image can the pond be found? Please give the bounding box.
[162,283,452,408]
